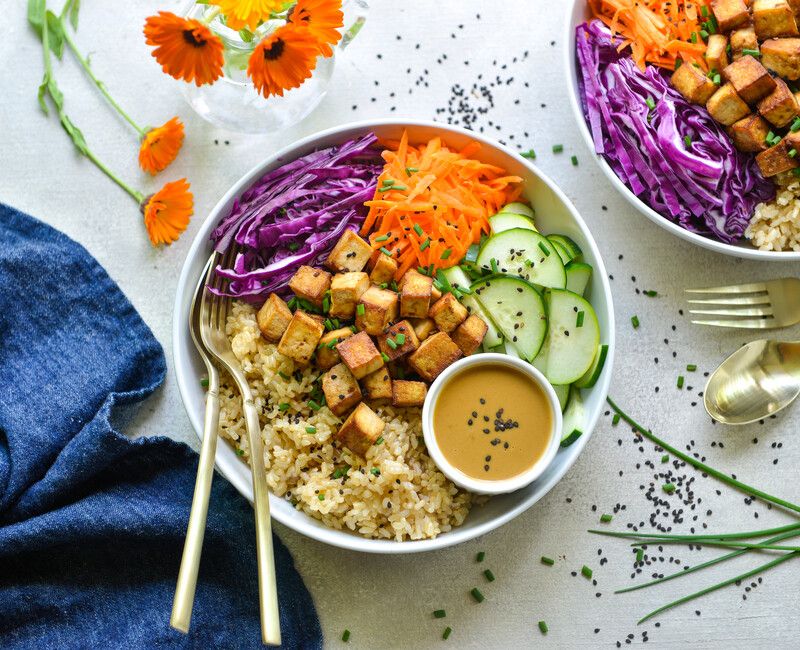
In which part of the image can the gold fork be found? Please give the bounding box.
[686,278,800,329]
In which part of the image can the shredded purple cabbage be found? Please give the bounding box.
[209,133,382,301]
[576,20,775,243]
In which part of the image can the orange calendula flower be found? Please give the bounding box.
[289,0,343,57]
[138,117,185,175]
[211,0,286,31]
[141,179,194,246]
[247,23,320,98]
[144,12,224,86]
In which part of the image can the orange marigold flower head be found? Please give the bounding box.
[141,178,194,246]
[144,12,224,86]
[212,0,287,31]
[138,117,185,175]
[247,23,320,99]
[289,0,343,57]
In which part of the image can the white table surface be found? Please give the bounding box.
[2,1,798,647]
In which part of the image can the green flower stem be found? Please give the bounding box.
[200,5,221,25]
[589,521,800,543]
[82,147,144,204]
[630,539,800,552]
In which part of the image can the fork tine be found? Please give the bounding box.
[685,282,768,295]
[688,306,774,317]
[686,295,771,306]
[690,317,776,329]
[212,245,238,332]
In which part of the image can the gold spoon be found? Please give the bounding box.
[704,339,800,425]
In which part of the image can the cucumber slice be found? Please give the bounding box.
[540,289,600,385]
[471,275,547,361]
[560,386,584,447]
[440,266,503,348]
[565,261,592,297]
[549,239,573,265]
[574,343,609,389]
[502,340,524,359]
[489,212,537,234]
[548,235,582,261]
[476,229,566,289]
[440,265,472,291]
[499,202,535,219]
[552,384,570,412]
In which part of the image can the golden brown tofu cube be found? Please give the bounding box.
[408,332,463,382]
[288,265,331,308]
[705,34,730,73]
[315,327,354,370]
[758,77,799,126]
[377,319,420,361]
[762,37,800,79]
[399,269,434,318]
[670,62,718,104]
[410,317,437,341]
[356,286,399,335]
[322,363,362,417]
[755,139,800,176]
[754,0,799,39]
[256,293,292,343]
[325,229,373,273]
[360,367,393,402]
[451,315,488,356]
[336,331,384,379]
[706,83,751,125]
[277,310,324,365]
[368,253,398,286]
[728,114,772,151]
[391,380,428,408]
[712,0,750,31]
[329,272,369,319]
[730,26,758,60]
[722,56,777,104]
[336,402,385,457]
[429,293,468,334]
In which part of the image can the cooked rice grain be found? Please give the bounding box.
[746,177,800,252]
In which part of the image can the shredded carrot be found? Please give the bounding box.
[588,0,714,72]
[360,132,522,280]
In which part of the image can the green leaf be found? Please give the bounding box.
[37,72,50,114]
[59,113,89,155]
[46,10,65,59]
[69,0,80,30]
[27,0,45,34]
[47,76,63,111]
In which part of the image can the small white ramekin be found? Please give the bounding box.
[421,353,563,495]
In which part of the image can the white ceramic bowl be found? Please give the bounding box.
[422,354,563,495]
[564,0,800,261]
[173,119,615,553]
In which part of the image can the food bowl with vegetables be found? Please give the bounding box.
[173,120,614,553]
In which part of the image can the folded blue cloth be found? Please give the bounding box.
[0,204,322,649]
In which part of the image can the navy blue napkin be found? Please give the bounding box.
[0,204,322,649]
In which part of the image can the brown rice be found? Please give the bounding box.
[746,175,800,252]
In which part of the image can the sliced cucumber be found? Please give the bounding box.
[552,383,570,412]
[489,212,537,234]
[565,261,592,297]
[574,344,609,389]
[548,235,582,261]
[549,239,573,265]
[440,265,473,291]
[502,340,524,359]
[499,202,535,219]
[539,289,600,385]
[476,228,566,289]
[560,386,584,448]
[441,266,503,348]
[471,275,547,361]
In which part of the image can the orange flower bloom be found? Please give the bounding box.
[144,12,224,86]
[211,0,286,31]
[247,23,320,98]
[289,0,343,57]
[141,179,194,246]
[138,117,185,175]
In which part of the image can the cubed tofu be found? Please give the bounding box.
[368,253,398,286]
[730,26,758,60]
[288,265,331,308]
[336,402,385,457]
[410,317,437,341]
[356,286,399,335]
[315,327,354,370]
[705,34,730,73]
[431,285,442,302]
[451,315,488,356]
[670,62,718,104]
[761,37,800,79]
[429,293,468,334]
[377,319,420,361]
[753,0,799,39]
[277,310,324,365]
[391,380,428,408]
[408,332,463,382]
[712,0,750,31]
[322,363,362,417]
[360,367,393,402]
[755,139,800,176]
[727,114,772,151]
[758,77,799,126]
[706,83,751,125]
[336,331,384,379]
[722,56,777,104]
[325,229,373,273]
[329,272,369,319]
[256,293,292,343]
[399,269,434,318]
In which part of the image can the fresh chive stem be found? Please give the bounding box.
[589,522,800,543]
[484,569,495,582]
[541,556,555,565]
[470,587,485,603]
[629,539,800,552]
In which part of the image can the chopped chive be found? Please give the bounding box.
[374,233,390,242]
[433,609,447,618]
[677,375,685,389]
[538,621,548,635]
[643,290,657,297]
[288,242,300,251]
[307,399,321,411]
[576,311,585,328]
[701,4,708,16]
[236,448,245,457]
[432,279,444,291]
[459,285,472,294]
[381,179,394,186]
[395,333,406,344]
[326,340,337,349]
[524,258,534,267]
[690,31,697,43]
[674,58,682,70]
[684,134,692,148]
[200,377,209,388]
[305,425,317,434]
[413,223,424,236]
[379,247,393,256]
[381,352,390,362]
[332,465,350,479]
[645,96,655,110]
[600,514,613,523]
[324,318,333,330]
[476,551,485,562]
[631,315,640,329]
[370,467,381,476]
[392,184,408,191]
[538,241,551,256]
[686,364,697,371]
[379,282,388,289]
[742,48,760,57]
[374,436,384,446]
[470,587,485,603]
[612,413,621,426]
[278,371,290,380]
[661,454,669,463]
[552,144,564,153]
[484,569,495,582]
[663,482,676,494]
[356,303,365,316]
[442,627,452,640]
[793,168,800,177]
[712,73,721,85]
[377,186,394,193]
[441,248,452,260]
[318,494,325,501]
[405,166,419,175]
[636,548,644,563]
[581,565,593,579]
[699,29,709,39]
[766,130,777,145]
[792,117,800,132]
[287,297,297,310]
[571,155,579,166]
[521,149,536,159]
[490,258,499,274]
[791,148,798,159]
[342,630,350,642]
[278,402,290,411]
[417,266,428,275]
[420,237,431,251]
[541,556,555,566]
[386,338,398,350]
[322,296,330,313]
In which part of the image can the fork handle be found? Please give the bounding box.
[243,398,281,646]
[170,370,221,634]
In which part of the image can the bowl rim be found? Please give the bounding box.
[562,0,800,262]
[172,118,615,553]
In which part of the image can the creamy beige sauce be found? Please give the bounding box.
[433,364,552,480]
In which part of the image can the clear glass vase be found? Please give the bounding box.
[180,1,368,134]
